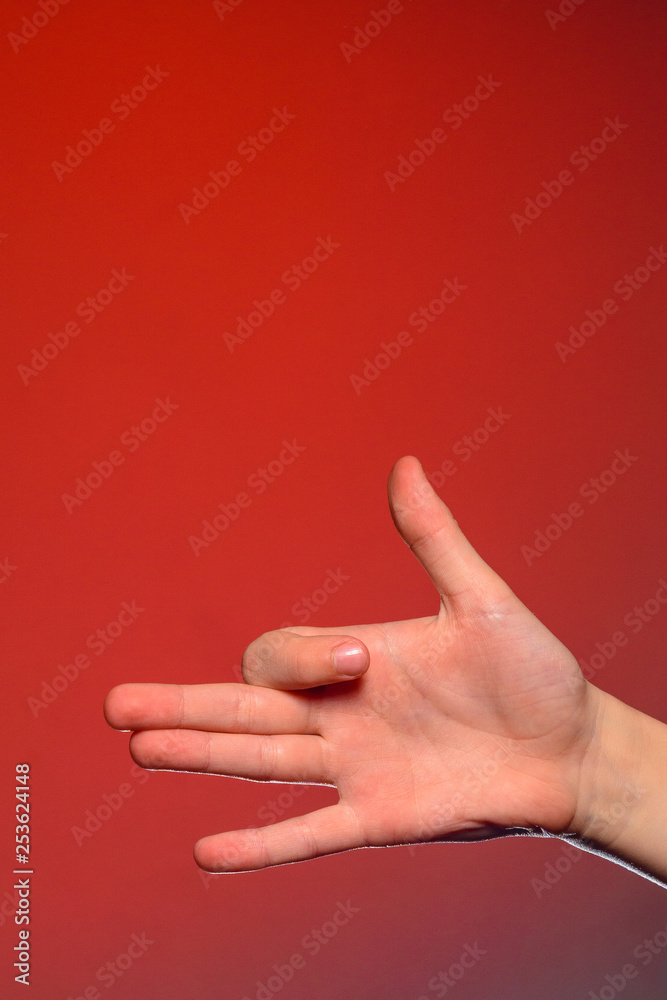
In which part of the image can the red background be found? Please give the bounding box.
[2,1,667,997]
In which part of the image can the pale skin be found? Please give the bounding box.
[104,456,667,883]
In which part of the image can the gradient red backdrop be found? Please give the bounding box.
[2,1,667,997]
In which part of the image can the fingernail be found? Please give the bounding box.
[333,642,367,676]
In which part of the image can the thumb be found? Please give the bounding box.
[387,455,512,610]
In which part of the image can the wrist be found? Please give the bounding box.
[569,682,667,882]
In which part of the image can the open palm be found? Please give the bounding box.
[104,456,600,872]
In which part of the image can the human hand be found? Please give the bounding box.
[104,456,614,873]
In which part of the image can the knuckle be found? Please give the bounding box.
[293,816,317,858]
[247,827,270,869]
[233,686,256,731]
[176,685,186,727]
[202,732,213,772]
[257,736,278,775]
